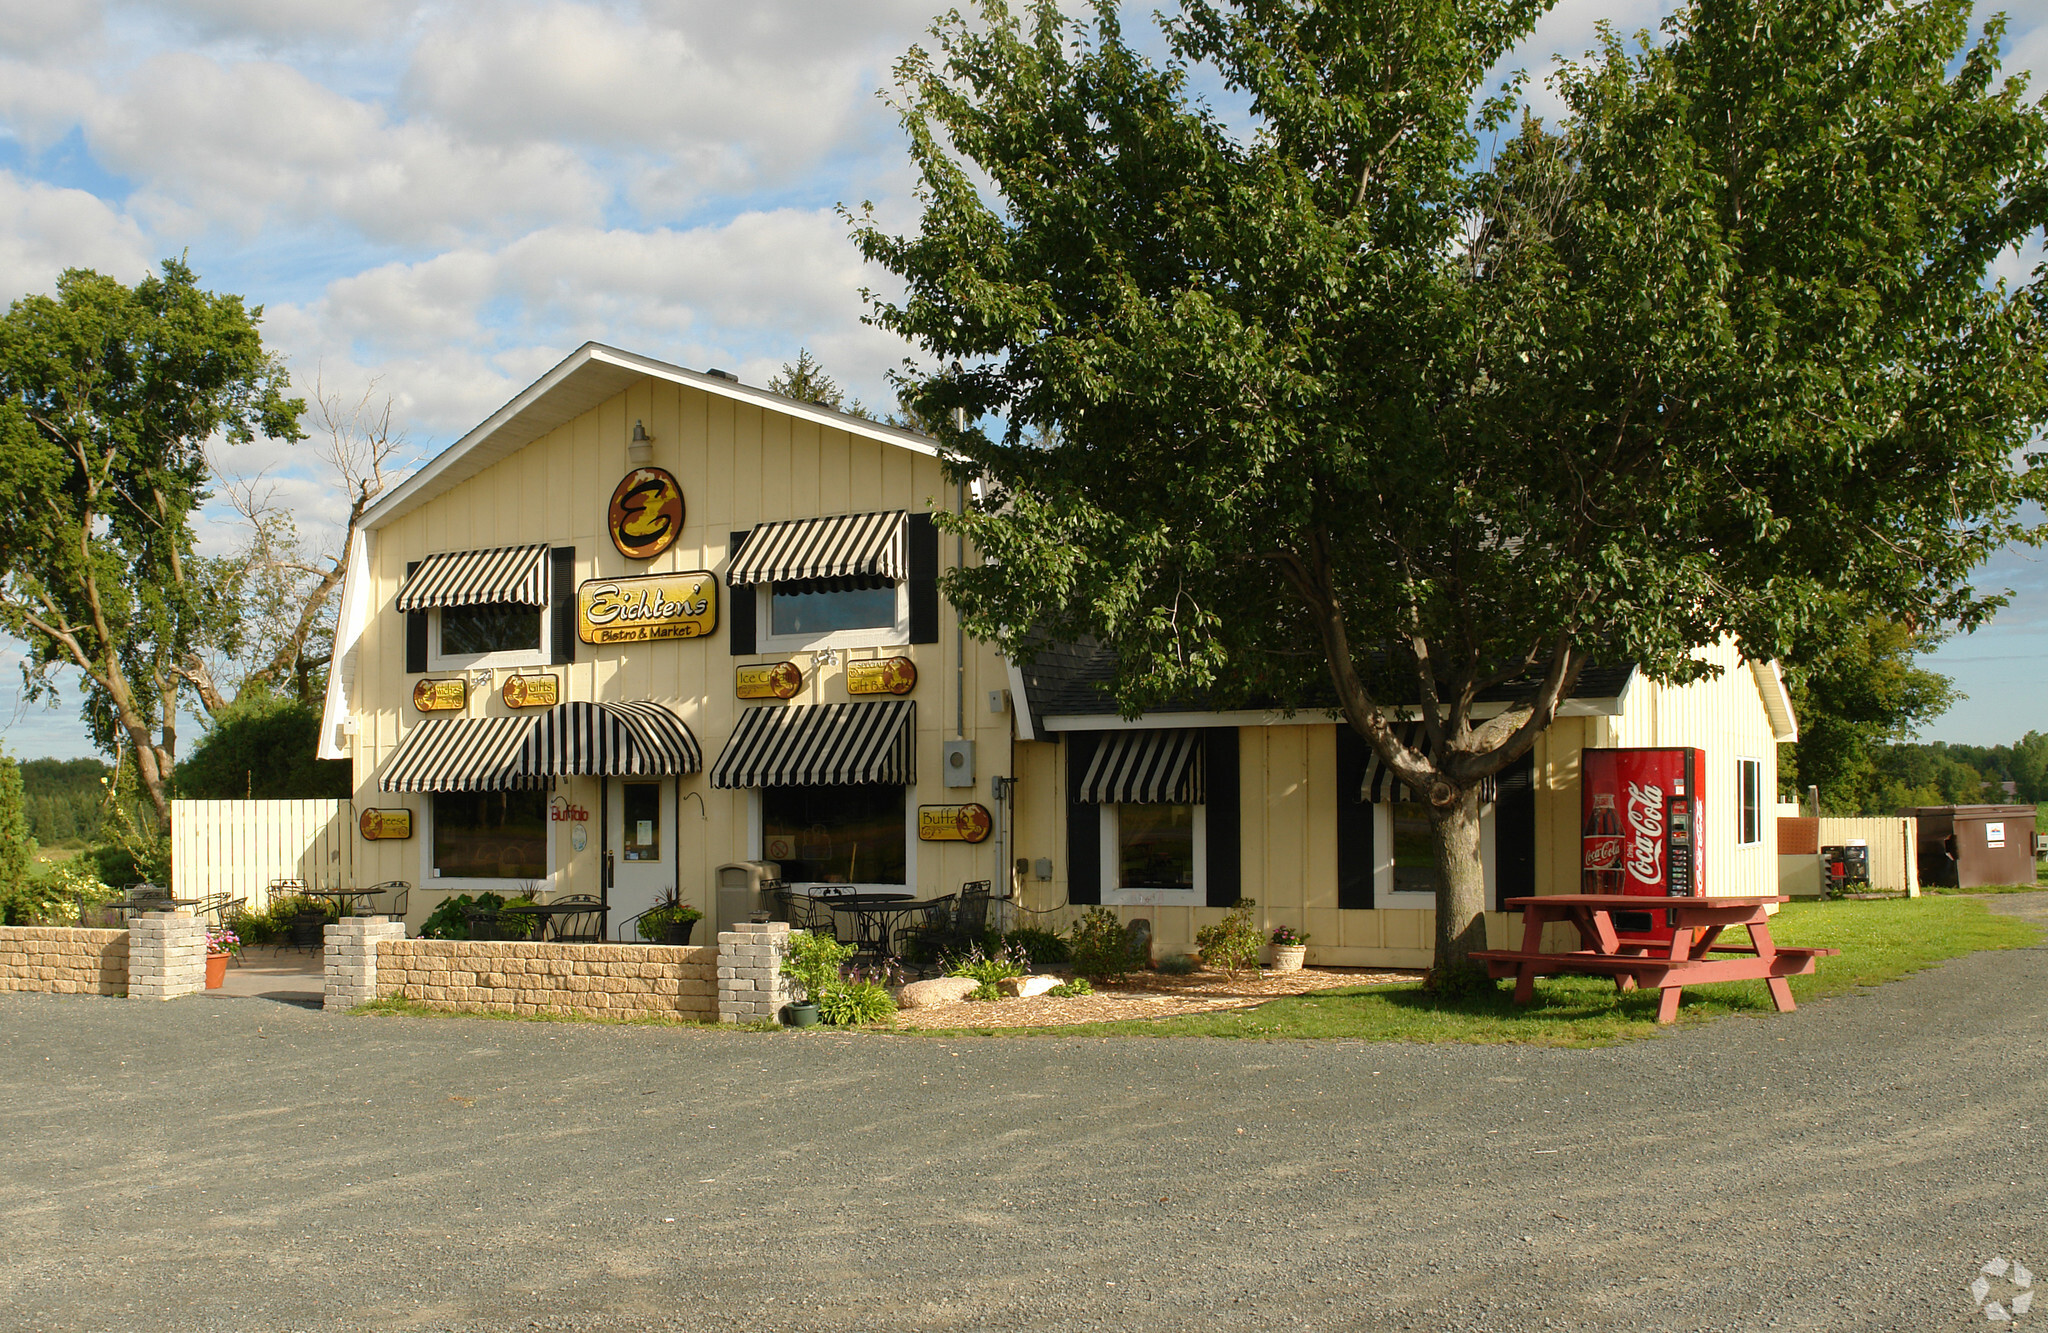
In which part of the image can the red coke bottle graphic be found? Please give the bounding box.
[1582,793,1623,893]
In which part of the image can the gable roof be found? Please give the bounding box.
[359,342,941,534]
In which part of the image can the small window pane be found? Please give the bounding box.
[770,576,896,636]
[1118,803,1195,890]
[433,790,546,879]
[622,782,661,862]
[1738,759,1762,845]
[1391,800,1440,894]
[762,783,906,884]
[441,603,540,656]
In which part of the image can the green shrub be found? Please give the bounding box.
[229,893,341,945]
[1157,952,1199,976]
[1046,978,1093,998]
[816,979,897,1025]
[414,891,538,941]
[1068,906,1146,982]
[945,940,1031,1000]
[1195,898,1263,979]
[635,902,704,942]
[1003,926,1070,964]
[780,930,856,1001]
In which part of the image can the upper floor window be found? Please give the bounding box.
[731,510,912,651]
[441,603,542,659]
[768,575,903,640]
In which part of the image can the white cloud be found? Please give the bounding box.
[122,0,422,42]
[0,172,154,303]
[0,0,104,57]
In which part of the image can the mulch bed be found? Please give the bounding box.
[890,965,1421,1030]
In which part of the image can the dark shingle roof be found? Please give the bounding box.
[1013,638,1636,734]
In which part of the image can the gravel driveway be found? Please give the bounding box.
[3,893,2043,1333]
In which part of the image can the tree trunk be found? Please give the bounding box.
[1427,786,1489,987]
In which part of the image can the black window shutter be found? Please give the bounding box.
[1065,732,1101,906]
[1335,725,1374,909]
[549,547,577,665]
[728,531,756,655]
[404,561,427,674]
[1203,727,1241,907]
[907,512,939,644]
[1495,751,1538,911]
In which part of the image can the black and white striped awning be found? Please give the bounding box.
[379,717,545,792]
[396,544,550,611]
[710,700,916,788]
[1076,729,1205,804]
[1359,722,1496,804]
[519,702,702,777]
[727,511,908,586]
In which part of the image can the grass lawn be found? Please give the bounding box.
[905,895,2042,1047]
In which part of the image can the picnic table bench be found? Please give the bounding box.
[1472,894,1838,1024]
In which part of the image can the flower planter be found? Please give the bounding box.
[781,1000,821,1028]
[1270,944,1307,974]
[664,918,698,946]
[205,952,230,989]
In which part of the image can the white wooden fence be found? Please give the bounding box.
[171,800,354,913]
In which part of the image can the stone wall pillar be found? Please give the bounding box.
[324,916,408,1012]
[716,921,793,1023]
[127,910,206,1001]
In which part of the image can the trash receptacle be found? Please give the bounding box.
[715,861,782,936]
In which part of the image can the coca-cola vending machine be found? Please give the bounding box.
[1581,747,1705,942]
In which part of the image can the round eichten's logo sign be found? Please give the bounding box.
[608,467,685,560]
[1972,1257,2035,1321]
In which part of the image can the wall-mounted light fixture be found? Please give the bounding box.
[627,419,653,464]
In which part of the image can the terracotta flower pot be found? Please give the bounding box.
[1270,944,1307,974]
[205,952,230,989]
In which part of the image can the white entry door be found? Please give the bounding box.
[608,778,674,938]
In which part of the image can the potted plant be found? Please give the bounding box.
[1269,924,1309,973]
[205,926,241,990]
[636,901,704,946]
[778,930,855,1027]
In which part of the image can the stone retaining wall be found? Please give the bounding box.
[0,927,130,996]
[373,939,719,1020]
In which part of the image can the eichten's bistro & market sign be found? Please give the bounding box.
[577,572,718,645]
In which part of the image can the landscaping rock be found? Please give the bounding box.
[897,976,980,1008]
[1000,974,1062,998]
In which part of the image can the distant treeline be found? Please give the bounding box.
[19,757,112,846]
[1813,734,2047,815]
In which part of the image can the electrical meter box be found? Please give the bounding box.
[942,739,976,788]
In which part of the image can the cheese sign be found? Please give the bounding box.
[412,678,466,712]
[501,673,559,708]
[918,803,993,844]
[737,661,803,700]
[358,808,413,841]
[846,656,918,696]
[577,572,717,644]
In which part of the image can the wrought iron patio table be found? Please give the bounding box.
[828,896,935,962]
[297,887,381,916]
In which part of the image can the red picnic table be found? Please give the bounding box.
[1473,895,1838,1024]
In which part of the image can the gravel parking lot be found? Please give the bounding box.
[3,894,2043,1333]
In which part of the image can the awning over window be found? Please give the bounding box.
[727,511,907,586]
[379,717,545,793]
[1359,722,1498,804]
[1077,728,1206,804]
[520,701,702,777]
[710,700,916,788]
[396,544,550,611]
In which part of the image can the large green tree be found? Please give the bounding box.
[0,261,304,823]
[856,0,2048,979]
[1780,617,1956,814]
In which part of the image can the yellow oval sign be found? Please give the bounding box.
[577,572,718,644]
[412,678,466,712]
[359,809,413,840]
[737,662,803,699]
[918,804,993,843]
[847,656,918,696]
[501,673,559,708]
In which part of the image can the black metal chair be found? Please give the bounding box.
[888,895,958,972]
[548,894,606,943]
[121,884,172,921]
[360,881,409,920]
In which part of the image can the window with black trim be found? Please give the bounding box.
[1737,757,1763,845]
[431,790,547,880]
[430,604,547,669]
[760,784,907,886]
[768,575,898,637]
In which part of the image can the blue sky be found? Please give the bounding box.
[2,0,2045,761]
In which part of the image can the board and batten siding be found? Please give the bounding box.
[171,800,354,912]
[344,376,1015,924]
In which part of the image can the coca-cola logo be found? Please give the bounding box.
[1583,835,1623,869]
[1625,782,1665,886]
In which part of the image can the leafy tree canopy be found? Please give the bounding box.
[1780,616,1956,813]
[856,0,2048,976]
[174,690,351,800]
[0,260,304,821]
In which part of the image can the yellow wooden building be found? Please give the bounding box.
[316,342,1797,965]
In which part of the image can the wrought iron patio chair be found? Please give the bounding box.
[360,881,409,921]
[888,894,958,974]
[121,884,172,921]
[548,894,606,943]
